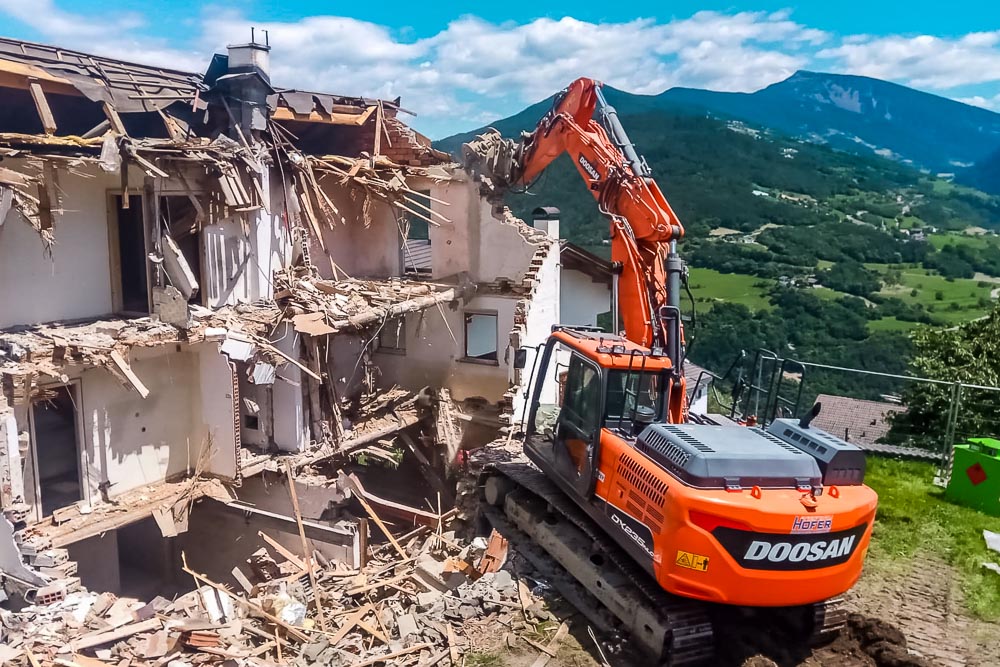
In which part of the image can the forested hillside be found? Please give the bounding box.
[436,85,1000,402]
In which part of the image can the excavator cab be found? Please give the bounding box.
[523,327,675,498]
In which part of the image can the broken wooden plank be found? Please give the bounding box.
[70,618,161,651]
[103,101,127,136]
[529,622,569,667]
[353,642,433,667]
[349,472,440,527]
[258,531,307,571]
[108,350,150,399]
[326,603,373,646]
[343,472,407,559]
[28,81,57,135]
[285,461,329,632]
[181,553,310,643]
[249,335,322,382]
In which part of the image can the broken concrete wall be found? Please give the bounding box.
[181,474,361,586]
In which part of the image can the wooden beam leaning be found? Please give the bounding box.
[28,81,57,135]
[284,461,330,632]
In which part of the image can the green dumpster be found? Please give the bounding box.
[946,437,1000,515]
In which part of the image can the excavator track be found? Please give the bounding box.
[479,461,847,665]
[481,462,714,665]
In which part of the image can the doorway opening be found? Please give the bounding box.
[112,194,150,314]
[32,385,83,517]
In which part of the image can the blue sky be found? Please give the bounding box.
[2,1,999,137]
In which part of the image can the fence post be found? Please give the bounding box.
[938,381,963,485]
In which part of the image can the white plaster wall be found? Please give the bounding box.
[373,297,516,403]
[513,241,562,421]
[79,346,202,499]
[425,177,475,280]
[197,345,237,480]
[0,164,121,328]
[473,198,539,284]
[271,323,308,453]
[561,269,611,328]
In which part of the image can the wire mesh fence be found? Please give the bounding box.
[693,349,1000,484]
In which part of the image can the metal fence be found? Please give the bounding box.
[692,349,1000,485]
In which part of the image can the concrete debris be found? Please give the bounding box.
[274,267,472,334]
[0,508,560,667]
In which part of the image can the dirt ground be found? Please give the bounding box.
[465,554,1000,667]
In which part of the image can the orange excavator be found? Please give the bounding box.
[464,79,879,664]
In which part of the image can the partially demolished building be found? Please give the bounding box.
[0,35,561,606]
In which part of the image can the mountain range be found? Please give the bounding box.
[437,71,1000,193]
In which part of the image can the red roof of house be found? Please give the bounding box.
[811,394,906,447]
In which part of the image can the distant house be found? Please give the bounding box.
[559,240,613,329]
[810,394,907,448]
[685,362,714,415]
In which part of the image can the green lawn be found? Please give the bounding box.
[928,232,1000,251]
[865,458,1000,620]
[687,268,773,311]
[878,268,994,323]
[867,316,922,333]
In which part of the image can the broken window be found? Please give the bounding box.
[402,190,432,275]
[377,317,406,354]
[110,194,150,314]
[463,311,498,364]
[30,384,83,518]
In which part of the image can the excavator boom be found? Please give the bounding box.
[463,78,685,358]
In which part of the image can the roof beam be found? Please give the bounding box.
[27,80,57,135]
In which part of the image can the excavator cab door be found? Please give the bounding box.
[548,353,602,497]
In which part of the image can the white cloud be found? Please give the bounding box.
[817,32,1000,89]
[0,0,143,39]
[2,2,999,137]
[958,93,1000,111]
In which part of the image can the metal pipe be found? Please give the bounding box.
[594,86,650,178]
[611,262,622,334]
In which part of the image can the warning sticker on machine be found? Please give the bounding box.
[675,550,710,571]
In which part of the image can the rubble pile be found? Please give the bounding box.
[0,517,570,666]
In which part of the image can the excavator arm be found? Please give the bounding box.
[463,77,688,419]
[462,78,684,350]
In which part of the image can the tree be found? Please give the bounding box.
[887,306,1000,448]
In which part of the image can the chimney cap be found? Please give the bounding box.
[532,206,560,220]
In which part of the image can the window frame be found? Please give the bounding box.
[375,316,407,355]
[461,309,500,366]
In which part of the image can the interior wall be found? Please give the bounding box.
[67,531,121,595]
[0,162,122,328]
[424,176,475,280]
[312,182,400,278]
[198,345,238,479]
[77,346,200,500]
[374,297,516,404]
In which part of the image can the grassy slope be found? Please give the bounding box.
[877,268,993,323]
[865,458,1000,620]
[688,268,772,310]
